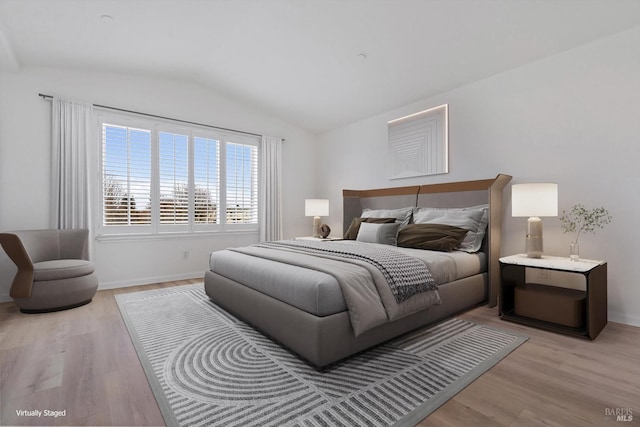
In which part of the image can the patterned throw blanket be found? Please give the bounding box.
[255,240,437,303]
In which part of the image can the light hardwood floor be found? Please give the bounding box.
[1,280,638,426]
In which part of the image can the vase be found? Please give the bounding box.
[569,243,580,261]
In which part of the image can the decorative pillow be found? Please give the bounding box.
[397,224,469,251]
[412,205,489,252]
[361,206,413,228]
[356,222,401,245]
[343,217,397,240]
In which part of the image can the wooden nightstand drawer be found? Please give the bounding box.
[514,283,585,328]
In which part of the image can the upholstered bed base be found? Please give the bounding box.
[204,270,487,368]
[204,174,511,368]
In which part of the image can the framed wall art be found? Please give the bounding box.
[388,104,448,179]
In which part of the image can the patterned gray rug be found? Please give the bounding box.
[116,284,527,427]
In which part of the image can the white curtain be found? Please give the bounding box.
[51,98,94,231]
[259,136,283,241]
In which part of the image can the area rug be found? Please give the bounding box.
[116,284,527,427]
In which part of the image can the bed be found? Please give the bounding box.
[204,174,511,368]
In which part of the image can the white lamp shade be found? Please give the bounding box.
[512,183,558,217]
[305,199,329,217]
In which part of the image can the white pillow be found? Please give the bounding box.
[356,222,401,245]
[412,205,489,252]
[361,206,412,228]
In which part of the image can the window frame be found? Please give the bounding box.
[96,111,260,239]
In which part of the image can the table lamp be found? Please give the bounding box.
[305,199,329,238]
[512,183,558,258]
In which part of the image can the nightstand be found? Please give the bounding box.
[499,254,607,339]
[295,236,344,241]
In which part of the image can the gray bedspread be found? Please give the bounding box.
[256,240,438,303]
[230,240,442,336]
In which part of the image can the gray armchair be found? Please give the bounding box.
[0,229,98,313]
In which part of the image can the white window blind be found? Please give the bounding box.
[193,137,220,224]
[226,141,258,224]
[98,113,260,236]
[159,131,189,225]
[102,124,152,225]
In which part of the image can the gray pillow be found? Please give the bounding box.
[361,206,413,228]
[356,222,401,245]
[343,217,397,240]
[412,205,488,252]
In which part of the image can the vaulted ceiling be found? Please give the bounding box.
[1,0,639,133]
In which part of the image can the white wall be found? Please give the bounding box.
[0,66,317,297]
[318,27,640,326]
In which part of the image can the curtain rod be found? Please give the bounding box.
[38,93,270,139]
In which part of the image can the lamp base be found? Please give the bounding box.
[312,216,322,238]
[525,216,543,258]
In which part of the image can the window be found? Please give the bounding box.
[226,141,258,224]
[102,124,152,226]
[193,136,220,225]
[159,131,189,225]
[99,113,259,236]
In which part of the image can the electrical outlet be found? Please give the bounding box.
[182,250,189,260]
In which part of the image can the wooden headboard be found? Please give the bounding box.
[342,174,512,307]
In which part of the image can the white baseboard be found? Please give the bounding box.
[98,271,204,290]
[0,293,11,303]
[609,311,640,328]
